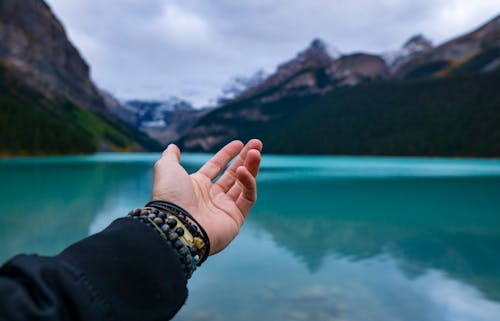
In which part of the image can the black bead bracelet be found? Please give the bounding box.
[145,200,211,265]
[127,206,203,279]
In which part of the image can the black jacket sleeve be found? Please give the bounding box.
[0,217,188,321]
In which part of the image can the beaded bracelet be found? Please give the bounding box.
[145,200,211,265]
[128,207,201,279]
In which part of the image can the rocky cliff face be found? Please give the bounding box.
[0,0,105,110]
[326,53,389,86]
[0,0,161,154]
[100,90,138,125]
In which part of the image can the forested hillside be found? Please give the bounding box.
[179,71,500,156]
[0,64,160,156]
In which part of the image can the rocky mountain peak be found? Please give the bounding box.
[236,38,337,102]
[395,13,500,78]
[1,0,162,154]
[217,70,268,104]
[402,34,433,52]
[289,38,336,69]
[327,53,390,86]
[0,0,104,110]
[383,34,433,73]
[310,38,327,49]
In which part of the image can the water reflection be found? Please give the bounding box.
[250,175,500,301]
[176,232,500,321]
[0,158,155,261]
[178,155,500,320]
[1,154,500,320]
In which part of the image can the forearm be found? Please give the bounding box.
[0,217,188,321]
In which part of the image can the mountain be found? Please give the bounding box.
[177,14,500,156]
[0,0,160,155]
[217,70,267,104]
[100,90,138,125]
[326,53,389,85]
[0,0,101,110]
[221,38,389,105]
[395,14,500,78]
[122,99,211,145]
[177,71,500,156]
[230,39,389,102]
[235,39,339,103]
[384,34,433,73]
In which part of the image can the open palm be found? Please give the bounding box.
[151,139,262,255]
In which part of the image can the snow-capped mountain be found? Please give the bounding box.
[383,34,433,74]
[233,38,387,103]
[126,97,194,128]
[218,70,268,104]
[119,98,211,145]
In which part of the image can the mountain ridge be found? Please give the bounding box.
[395,14,500,78]
[0,0,161,155]
[176,14,500,156]
[0,0,102,110]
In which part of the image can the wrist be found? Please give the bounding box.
[127,201,211,279]
[145,200,211,263]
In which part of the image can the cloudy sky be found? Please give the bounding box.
[45,0,500,107]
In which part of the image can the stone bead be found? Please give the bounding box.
[193,237,205,249]
[184,255,192,264]
[151,208,160,215]
[190,246,198,255]
[175,227,185,236]
[167,218,177,228]
[167,231,178,241]
[174,239,184,249]
[158,212,166,219]
[188,225,198,234]
[153,217,163,225]
[179,247,189,256]
[161,224,170,233]
[140,209,150,216]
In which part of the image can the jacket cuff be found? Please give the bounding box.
[57,217,188,321]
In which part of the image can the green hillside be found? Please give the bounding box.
[0,65,161,156]
[186,71,500,157]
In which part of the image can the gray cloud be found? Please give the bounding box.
[45,0,500,106]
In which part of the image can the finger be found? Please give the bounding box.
[198,140,244,180]
[227,149,261,200]
[161,144,181,163]
[235,166,257,216]
[244,149,262,177]
[216,139,263,191]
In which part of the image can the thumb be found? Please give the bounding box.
[162,144,181,163]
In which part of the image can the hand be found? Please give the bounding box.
[151,139,263,255]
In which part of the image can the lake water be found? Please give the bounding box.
[1,154,500,321]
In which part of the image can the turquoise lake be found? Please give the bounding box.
[1,154,500,321]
